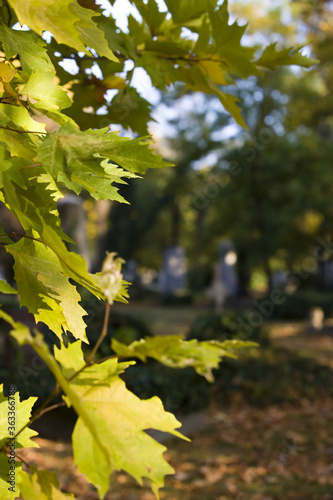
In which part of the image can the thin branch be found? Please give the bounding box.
[68,363,90,382]
[139,52,226,65]
[88,301,111,363]
[37,401,66,418]
[16,453,32,470]
[7,232,46,245]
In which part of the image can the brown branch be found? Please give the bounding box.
[139,52,225,65]
[16,453,32,470]
[37,402,66,418]
[7,232,45,245]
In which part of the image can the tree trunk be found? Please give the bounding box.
[237,248,250,297]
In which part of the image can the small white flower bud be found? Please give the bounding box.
[98,252,124,304]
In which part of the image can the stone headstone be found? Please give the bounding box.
[123,259,138,283]
[322,260,333,290]
[272,270,287,290]
[159,246,187,294]
[218,241,238,297]
[205,262,228,312]
[309,307,324,331]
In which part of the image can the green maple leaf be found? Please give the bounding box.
[2,175,108,302]
[208,3,260,79]
[108,87,153,136]
[19,469,75,499]
[0,280,17,294]
[6,234,89,341]
[214,89,247,129]
[72,388,182,499]
[0,21,54,76]
[112,335,258,382]
[8,0,118,61]
[0,104,45,160]
[0,103,46,134]
[163,0,208,24]
[53,342,187,499]
[0,384,38,449]
[0,128,36,160]
[21,71,72,112]
[256,43,319,70]
[0,310,33,345]
[0,453,22,500]
[36,124,171,197]
[40,224,106,298]
[1,173,73,246]
[66,160,137,201]
[130,0,167,30]
[0,145,32,189]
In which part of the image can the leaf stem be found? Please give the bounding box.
[87,301,111,363]
[37,401,66,418]
[6,232,46,245]
[16,453,32,470]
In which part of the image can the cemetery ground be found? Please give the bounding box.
[20,305,333,500]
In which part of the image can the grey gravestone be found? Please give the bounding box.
[272,270,287,290]
[206,262,228,312]
[309,307,324,332]
[218,241,238,297]
[159,246,187,294]
[123,259,138,283]
[322,260,333,289]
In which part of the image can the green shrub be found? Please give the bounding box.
[215,348,333,406]
[186,310,271,346]
[266,289,333,319]
[159,292,193,306]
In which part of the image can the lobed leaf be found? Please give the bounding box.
[256,43,319,70]
[8,0,118,61]
[112,335,258,382]
[6,234,89,341]
[0,21,54,76]
[36,124,171,197]
[21,71,72,112]
[54,341,189,499]
[19,469,75,499]
[0,453,22,500]
[0,280,17,294]
[0,384,38,449]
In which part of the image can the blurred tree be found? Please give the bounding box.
[103,91,232,270]
[203,1,333,293]
[100,0,330,295]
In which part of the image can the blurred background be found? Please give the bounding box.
[2,0,333,499]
